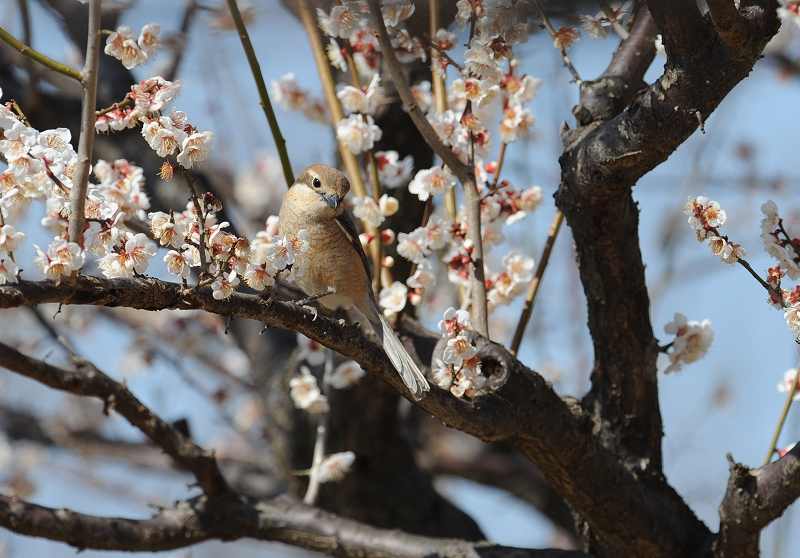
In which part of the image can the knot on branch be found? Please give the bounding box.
[573,76,646,126]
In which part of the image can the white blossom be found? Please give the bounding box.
[375,150,413,188]
[164,250,191,278]
[336,114,382,154]
[137,23,160,56]
[351,196,384,228]
[408,166,456,202]
[104,26,148,69]
[176,131,213,169]
[317,451,356,483]
[326,360,365,389]
[662,313,714,373]
[34,238,85,284]
[211,270,240,300]
[297,333,326,367]
[0,258,18,284]
[442,334,478,367]
[0,225,24,254]
[290,367,329,414]
[378,281,407,317]
[337,74,385,115]
[777,368,800,400]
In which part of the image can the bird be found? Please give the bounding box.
[279,164,430,400]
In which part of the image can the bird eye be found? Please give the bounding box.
[312,177,321,189]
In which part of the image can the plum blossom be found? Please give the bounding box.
[104,26,147,69]
[34,238,85,284]
[176,131,213,169]
[130,77,181,114]
[0,258,18,284]
[662,313,714,373]
[439,307,471,338]
[442,335,478,368]
[164,250,191,278]
[378,194,399,217]
[337,74,385,115]
[397,227,428,263]
[98,232,156,278]
[137,23,160,56]
[317,451,356,483]
[326,360,365,389]
[0,225,24,254]
[408,166,456,202]
[777,368,800,401]
[149,211,187,248]
[778,1,800,27]
[375,150,413,188]
[351,196,384,228]
[297,333,326,367]
[211,270,240,300]
[290,367,329,414]
[378,281,408,317]
[336,114,382,154]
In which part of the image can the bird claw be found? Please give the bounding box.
[302,305,318,321]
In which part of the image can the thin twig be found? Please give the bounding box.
[763,368,800,466]
[95,96,132,117]
[225,0,294,187]
[182,169,210,276]
[532,0,582,83]
[599,1,630,40]
[67,0,102,247]
[365,0,489,336]
[429,0,457,221]
[304,351,332,504]
[0,25,82,82]
[489,142,508,191]
[510,210,564,355]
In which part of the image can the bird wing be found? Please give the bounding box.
[335,210,374,286]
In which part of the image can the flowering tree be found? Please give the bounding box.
[0,1,798,557]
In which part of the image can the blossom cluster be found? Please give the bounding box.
[684,196,745,264]
[271,73,328,124]
[778,1,800,28]
[96,77,213,170]
[759,201,800,337]
[104,24,160,70]
[661,313,714,374]
[431,307,486,398]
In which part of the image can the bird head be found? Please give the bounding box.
[291,164,351,217]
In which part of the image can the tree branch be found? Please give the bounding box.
[67,0,101,246]
[707,0,750,49]
[0,276,708,556]
[0,341,230,497]
[713,443,800,558]
[0,493,589,557]
[365,0,489,337]
[225,0,294,188]
[0,25,82,82]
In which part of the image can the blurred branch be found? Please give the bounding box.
[532,0,581,83]
[295,0,369,199]
[365,0,489,337]
[163,0,200,81]
[0,341,230,497]
[0,493,589,557]
[714,443,800,558]
[510,210,564,356]
[67,0,101,246]
[0,24,82,82]
[225,0,294,187]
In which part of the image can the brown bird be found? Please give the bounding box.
[279,164,430,399]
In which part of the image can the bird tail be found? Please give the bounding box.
[362,301,430,400]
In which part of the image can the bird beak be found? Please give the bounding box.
[322,193,340,209]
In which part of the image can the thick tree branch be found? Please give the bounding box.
[646,0,706,62]
[0,342,229,497]
[365,0,488,337]
[0,275,708,556]
[0,493,588,557]
[707,0,750,49]
[713,443,800,558]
